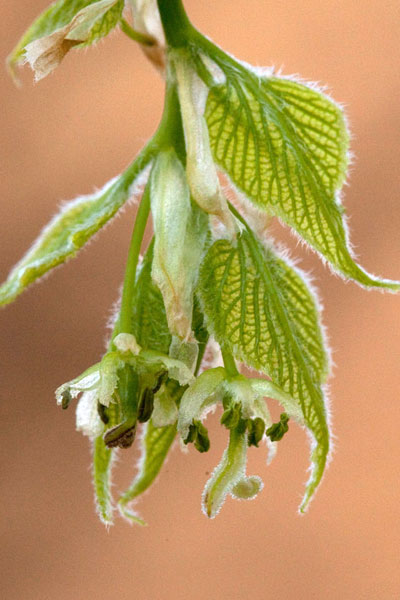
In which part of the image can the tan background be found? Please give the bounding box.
[1,1,400,599]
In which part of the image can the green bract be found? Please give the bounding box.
[2,0,398,526]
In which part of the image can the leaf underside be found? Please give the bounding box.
[81,0,123,46]
[204,72,399,290]
[7,5,397,526]
[92,400,120,525]
[132,240,172,354]
[0,154,149,306]
[198,230,330,510]
[118,420,177,522]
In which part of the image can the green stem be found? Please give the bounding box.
[221,346,239,378]
[155,80,186,161]
[111,78,185,343]
[156,0,194,47]
[120,18,155,46]
[227,201,249,230]
[114,183,151,338]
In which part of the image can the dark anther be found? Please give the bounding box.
[61,389,72,410]
[220,402,242,430]
[247,417,265,447]
[103,422,137,449]
[266,413,289,442]
[184,420,210,453]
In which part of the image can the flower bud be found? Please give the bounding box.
[150,148,208,343]
[173,53,237,235]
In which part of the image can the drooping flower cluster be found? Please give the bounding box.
[2,0,398,525]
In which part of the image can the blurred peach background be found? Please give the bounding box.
[1,1,400,599]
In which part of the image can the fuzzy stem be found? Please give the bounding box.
[221,346,239,378]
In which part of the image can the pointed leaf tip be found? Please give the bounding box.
[198,229,330,508]
[203,63,399,289]
[0,148,153,307]
[118,420,177,523]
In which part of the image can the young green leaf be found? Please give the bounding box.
[0,147,153,306]
[8,0,123,80]
[132,240,172,354]
[93,436,115,525]
[198,229,330,511]
[118,419,177,524]
[92,400,120,525]
[202,61,399,290]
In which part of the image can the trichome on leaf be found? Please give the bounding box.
[2,0,399,526]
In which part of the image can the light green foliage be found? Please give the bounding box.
[93,437,115,525]
[203,66,399,290]
[0,149,152,306]
[79,0,124,45]
[132,241,172,353]
[4,0,398,526]
[198,230,330,511]
[8,0,123,75]
[92,401,120,525]
[118,420,177,523]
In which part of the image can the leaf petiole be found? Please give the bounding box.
[221,346,239,378]
[120,18,155,46]
[113,182,151,339]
